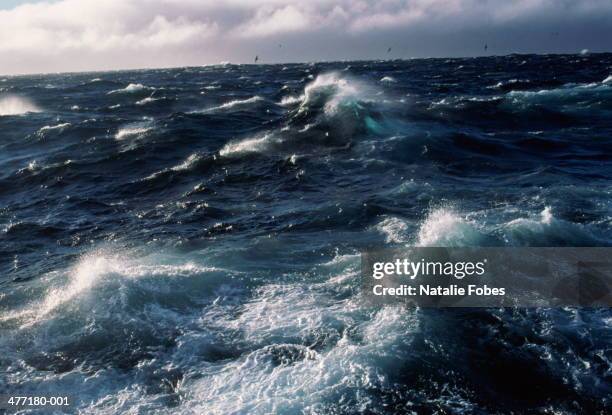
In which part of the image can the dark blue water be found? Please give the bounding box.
[1,54,611,413]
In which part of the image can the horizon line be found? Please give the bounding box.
[2,50,610,78]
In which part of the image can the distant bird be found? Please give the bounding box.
[278,44,282,48]
[387,47,392,53]
[484,44,488,52]
[254,55,259,63]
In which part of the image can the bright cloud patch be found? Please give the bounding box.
[0,0,611,74]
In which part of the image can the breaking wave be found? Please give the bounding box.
[0,95,41,116]
[199,96,264,113]
[1,54,611,414]
[115,121,154,140]
[219,134,272,157]
[222,73,386,158]
[37,122,71,134]
[108,83,152,94]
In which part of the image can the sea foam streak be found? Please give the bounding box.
[200,96,263,113]
[220,134,272,157]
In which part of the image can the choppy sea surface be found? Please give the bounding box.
[1,54,611,414]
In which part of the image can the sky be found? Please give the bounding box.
[1,0,611,75]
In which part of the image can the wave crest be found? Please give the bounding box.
[417,208,485,247]
[0,95,41,116]
[220,134,273,157]
[115,121,154,140]
[298,72,372,116]
[108,83,152,94]
[200,96,264,113]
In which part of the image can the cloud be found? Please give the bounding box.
[0,0,217,53]
[0,0,611,74]
[234,5,312,37]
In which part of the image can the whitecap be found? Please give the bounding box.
[135,96,159,105]
[299,72,373,115]
[171,153,201,171]
[186,282,418,414]
[143,153,202,180]
[380,76,396,83]
[38,123,71,134]
[500,206,598,245]
[27,160,38,171]
[416,207,484,247]
[278,95,303,106]
[115,122,153,140]
[1,248,224,327]
[107,83,151,94]
[219,134,272,157]
[202,96,263,113]
[0,95,41,116]
[376,216,409,243]
[602,75,612,84]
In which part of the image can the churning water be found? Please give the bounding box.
[1,54,611,413]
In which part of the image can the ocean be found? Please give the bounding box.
[1,54,611,413]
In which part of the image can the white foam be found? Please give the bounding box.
[380,76,396,83]
[38,122,71,134]
[278,95,303,106]
[108,83,151,94]
[115,122,153,140]
[603,75,612,84]
[144,153,202,180]
[505,79,611,107]
[417,207,483,247]
[299,72,368,115]
[540,206,553,224]
[135,96,158,105]
[219,134,272,157]
[1,249,223,327]
[202,96,263,112]
[186,282,418,414]
[376,216,409,243]
[0,95,41,116]
[0,243,421,413]
[171,153,201,171]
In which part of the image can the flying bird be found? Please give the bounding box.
[387,47,392,53]
[254,55,259,63]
